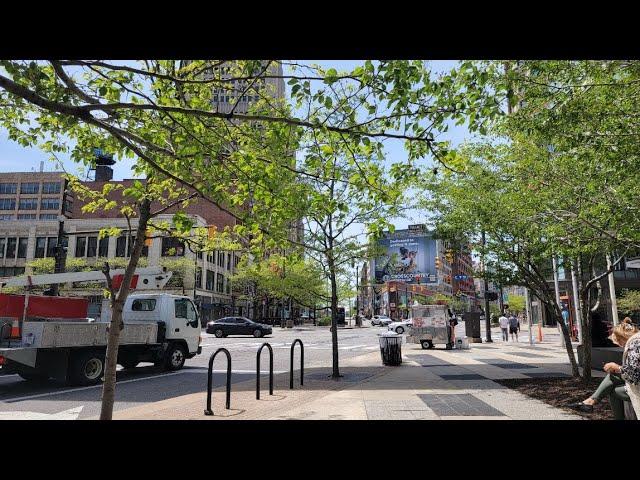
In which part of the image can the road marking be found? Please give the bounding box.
[0,405,84,420]
[1,369,286,403]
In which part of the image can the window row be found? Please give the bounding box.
[201,269,228,293]
[212,95,260,103]
[0,214,62,221]
[0,266,25,277]
[204,251,238,270]
[0,198,60,211]
[0,182,61,195]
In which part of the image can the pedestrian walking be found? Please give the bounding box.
[508,314,519,342]
[499,313,509,341]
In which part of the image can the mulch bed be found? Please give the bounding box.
[495,377,614,420]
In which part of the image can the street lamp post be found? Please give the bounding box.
[50,213,67,296]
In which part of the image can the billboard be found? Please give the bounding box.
[374,225,437,284]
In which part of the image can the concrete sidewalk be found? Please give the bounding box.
[106,329,584,420]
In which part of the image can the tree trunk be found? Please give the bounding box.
[580,289,593,381]
[327,251,340,379]
[99,199,151,420]
[551,300,580,377]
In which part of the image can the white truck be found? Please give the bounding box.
[0,269,202,386]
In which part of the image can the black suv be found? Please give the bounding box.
[206,317,273,338]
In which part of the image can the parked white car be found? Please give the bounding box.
[388,319,413,334]
[371,315,393,326]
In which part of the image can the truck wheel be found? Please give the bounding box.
[68,350,105,386]
[18,372,50,383]
[164,343,187,371]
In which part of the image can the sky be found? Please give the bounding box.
[0,60,474,234]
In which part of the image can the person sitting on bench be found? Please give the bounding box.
[569,318,640,419]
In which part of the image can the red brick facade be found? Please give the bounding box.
[74,180,238,229]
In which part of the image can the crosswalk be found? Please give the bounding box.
[200,341,378,352]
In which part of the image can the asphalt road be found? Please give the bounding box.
[0,323,385,419]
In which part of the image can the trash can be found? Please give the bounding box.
[379,331,402,366]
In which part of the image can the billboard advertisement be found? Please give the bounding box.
[374,225,437,284]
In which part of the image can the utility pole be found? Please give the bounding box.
[606,254,619,326]
[571,263,583,344]
[481,230,492,342]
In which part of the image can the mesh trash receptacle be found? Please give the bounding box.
[379,331,402,366]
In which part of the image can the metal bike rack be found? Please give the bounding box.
[204,347,232,416]
[256,342,274,400]
[289,339,304,389]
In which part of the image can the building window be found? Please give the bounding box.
[87,236,98,257]
[0,214,14,220]
[39,214,58,220]
[17,214,36,220]
[216,273,224,293]
[35,237,46,258]
[218,251,224,267]
[20,182,40,194]
[41,198,60,210]
[98,237,109,257]
[17,237,28,259]
[0,266,25,277]
[116,236,127,257]
[42,182,61,194]
[0,238,5,258]
[18,198,38,210]
[0,199,16,210]
[0,183,17,194]
[196,267,203,289]
[206,270,215,291]
[6,237,17,259]
[161,237,185,256]
[75,236,87,257]
[227,253,231,270]
[226,279,231,295]
[128,237,148,257]
[46,237,57,257]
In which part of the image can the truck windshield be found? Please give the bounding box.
[175,299,197,322]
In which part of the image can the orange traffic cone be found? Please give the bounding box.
[9,317,20,338]
[537,321,543,342]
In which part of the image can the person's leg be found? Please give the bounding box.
[585,373,625,405]
[609,386,631,420]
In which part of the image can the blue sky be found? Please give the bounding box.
[0,60,473,231]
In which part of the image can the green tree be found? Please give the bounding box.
[617,290,640,317]
[0,59,504,409]
[507,294,526,314]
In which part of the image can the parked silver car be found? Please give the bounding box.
[371,315,393,326]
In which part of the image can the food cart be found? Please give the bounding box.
[406,304,455,350]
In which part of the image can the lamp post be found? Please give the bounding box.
[50,213,68,296]
[351,259,361,327]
